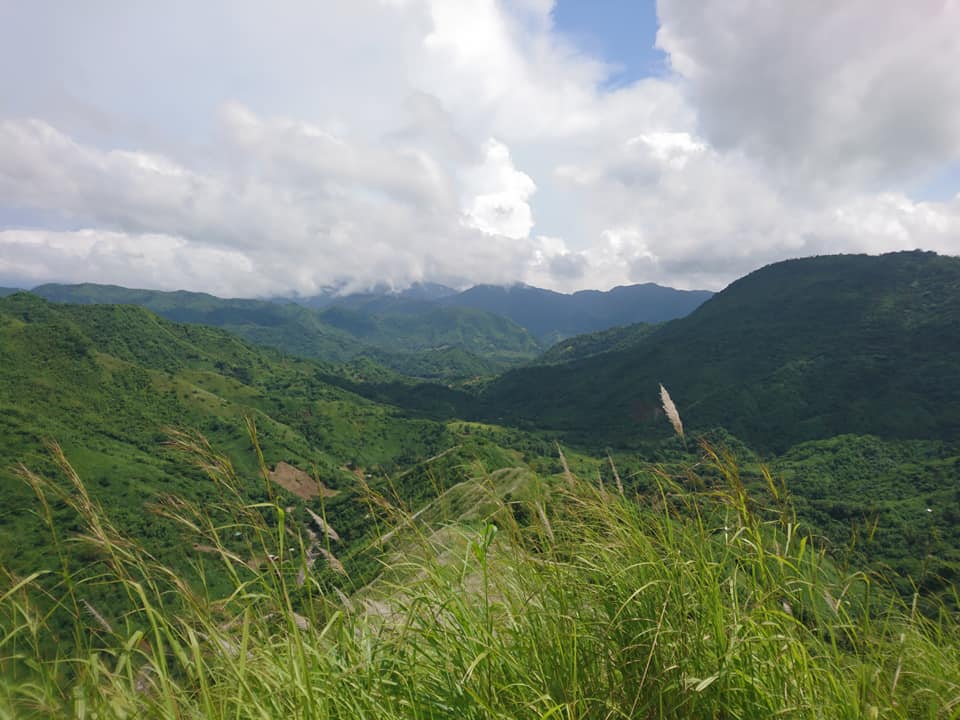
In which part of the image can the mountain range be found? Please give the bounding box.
[26,280,712,378]
[440,282,712,343]
[28,283,536,379]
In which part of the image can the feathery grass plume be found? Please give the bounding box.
[305,507,340,542]
[659,383,684,439]
[81,599,114,635]
[556,443,575,489]
[317,547,347,577]
[607,452,625,497]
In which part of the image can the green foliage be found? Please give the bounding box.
[770,434,960,598]
[2,441,958,719]
[442,282,711,342]
[0,294,524,628]
[480,251,960,452]
[534,321,660,365]
[30,283,542,379]
[5,252,960,716]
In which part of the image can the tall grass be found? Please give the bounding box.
[2,431,959,719]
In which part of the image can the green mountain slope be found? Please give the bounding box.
[769,434,960,591]
[441,282,712,343]
[533,321,660,365]
[0,293,523,596]
[317,300,540,358]
[31,282,368,360]
[479,251,960,452]
[5,434,959,719]
[30,283,541,378]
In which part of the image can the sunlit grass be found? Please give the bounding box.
[2,431,959,719]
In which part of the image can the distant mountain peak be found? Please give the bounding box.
[440,282,712,342]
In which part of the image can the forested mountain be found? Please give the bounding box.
[284,280,711,344]
[27,279,714,377]
[533,321,660,365]
[0,286,22,297]
[479,251,960,452]
[29,283,540,378]
[0,292,528,599]
[441,282,712,343]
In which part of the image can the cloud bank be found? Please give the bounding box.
[1,0,959,295]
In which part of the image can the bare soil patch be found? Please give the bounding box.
[269,461,339,500]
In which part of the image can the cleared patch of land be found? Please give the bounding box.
[269,461,339,500]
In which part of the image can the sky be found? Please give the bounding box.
[1,0,959,297]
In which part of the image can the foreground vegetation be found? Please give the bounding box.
[3,435,958,719]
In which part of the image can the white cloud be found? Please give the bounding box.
[0,229,262,297]
[460,139,536,239]
[1,0,959,295]
[0,111,543,295]
[547,128,960,290]
[656,0,960,188]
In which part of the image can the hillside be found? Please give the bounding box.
[479,251,960,452]
[315,300,540,361]
[441,282,712,343]
[769,434,960,590]
[0,293,526,601]
[4,435,958,719]
[533,321,660,365]
[4,268,960,718]
[29,283,541,378]
[286,280,710,344]
[30,282,368,360]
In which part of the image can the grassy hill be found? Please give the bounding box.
[0,293,532,615]
[30,283,542,379]
[315,300,540,362]
[3,436,958,719]
[479,251,960,452]
[768,433,960,592]
[31,282,368,359]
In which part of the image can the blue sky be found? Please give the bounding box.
[553,0,666,86]
[0,1,958,296]
[916,162,960,202]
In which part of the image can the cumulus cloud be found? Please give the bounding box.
[0,0,959,295]
[656,0,960,188]
[460,139,536,239]
[0,110,543,295]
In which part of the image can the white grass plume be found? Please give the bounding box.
[306,507,340,542]
[659,384,684,439]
